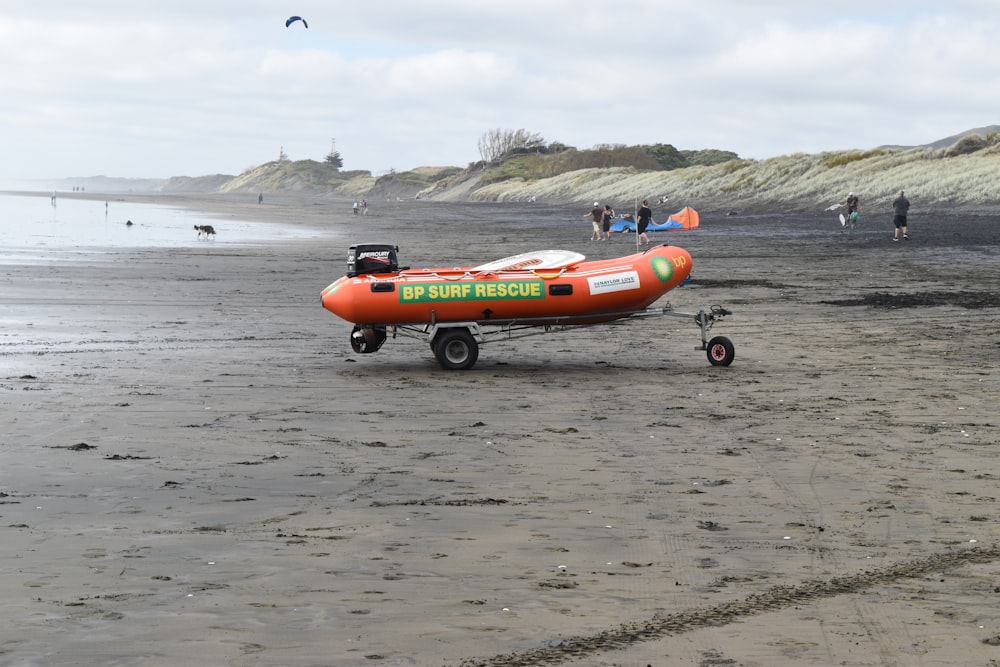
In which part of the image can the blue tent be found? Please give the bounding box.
[609,217,684,233]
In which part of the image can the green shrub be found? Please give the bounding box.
[681,148,741,167]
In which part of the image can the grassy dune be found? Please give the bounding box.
[461,147,1000,213]
[158,134,1000,215]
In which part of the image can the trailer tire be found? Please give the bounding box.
[433,328,479,370]
[706,336,735,366]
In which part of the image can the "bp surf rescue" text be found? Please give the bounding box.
[399,280,544,303]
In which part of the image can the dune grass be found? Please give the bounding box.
[462,145,1000,212]
[205,134,1000,213]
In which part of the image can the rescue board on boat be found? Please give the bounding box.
[473,249,585,272]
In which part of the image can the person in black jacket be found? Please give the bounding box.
[637,200,653,245]
[892,190,910,241]
[601,204,615,241]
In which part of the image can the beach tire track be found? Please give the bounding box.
[742,444,834,566]
[738,444,923,662]
[852,599,915,666]
[456,545,1000,667]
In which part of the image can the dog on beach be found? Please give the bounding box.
[194,224,216,238]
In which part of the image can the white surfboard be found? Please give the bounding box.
[474,249,586,272]
[839,213,846,227]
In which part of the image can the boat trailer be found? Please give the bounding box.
[349,302,734,370]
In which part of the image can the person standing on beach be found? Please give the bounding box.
[584,202,602,241]
[637,199,653,245]
[353,201,359,215]
[840,191,861,229]
[601,204,615,241]
[892,190,910,241]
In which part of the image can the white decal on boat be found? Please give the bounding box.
[587,271,640,295]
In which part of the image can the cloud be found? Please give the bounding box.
[1,2,999,179]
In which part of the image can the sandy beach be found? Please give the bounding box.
[3,193,1000,666]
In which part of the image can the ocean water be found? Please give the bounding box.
[0,192,319,263]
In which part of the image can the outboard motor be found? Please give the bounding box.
[350,324,387,353]
[347,244,399,277]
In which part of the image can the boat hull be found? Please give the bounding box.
[321,244,692,326]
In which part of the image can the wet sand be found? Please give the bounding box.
[2,194,1000,666]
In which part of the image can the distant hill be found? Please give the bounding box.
[880,124,1000,150]
[364,166,464,201]
[13,126,999,212]
[159,174,235,193]
[218,160,363,195]
[463,143,1000,213]
[459,126,1000,213]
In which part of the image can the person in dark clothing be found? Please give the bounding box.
[601,204,615,241]
[636,200,653,245]
[892,190,910,241]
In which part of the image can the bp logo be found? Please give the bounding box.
[650,255,674,282]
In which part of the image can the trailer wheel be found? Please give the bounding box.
[433,328,479,370]
[706,336,735,366]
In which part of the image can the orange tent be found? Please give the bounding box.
[667,206,700,231]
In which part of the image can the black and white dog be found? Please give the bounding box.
[194,224,216,238]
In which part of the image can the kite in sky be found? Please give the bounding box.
[285,16,308,28]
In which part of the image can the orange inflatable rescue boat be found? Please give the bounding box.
[320,243,734,369]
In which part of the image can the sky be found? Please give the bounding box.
[3,1,1000,181]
